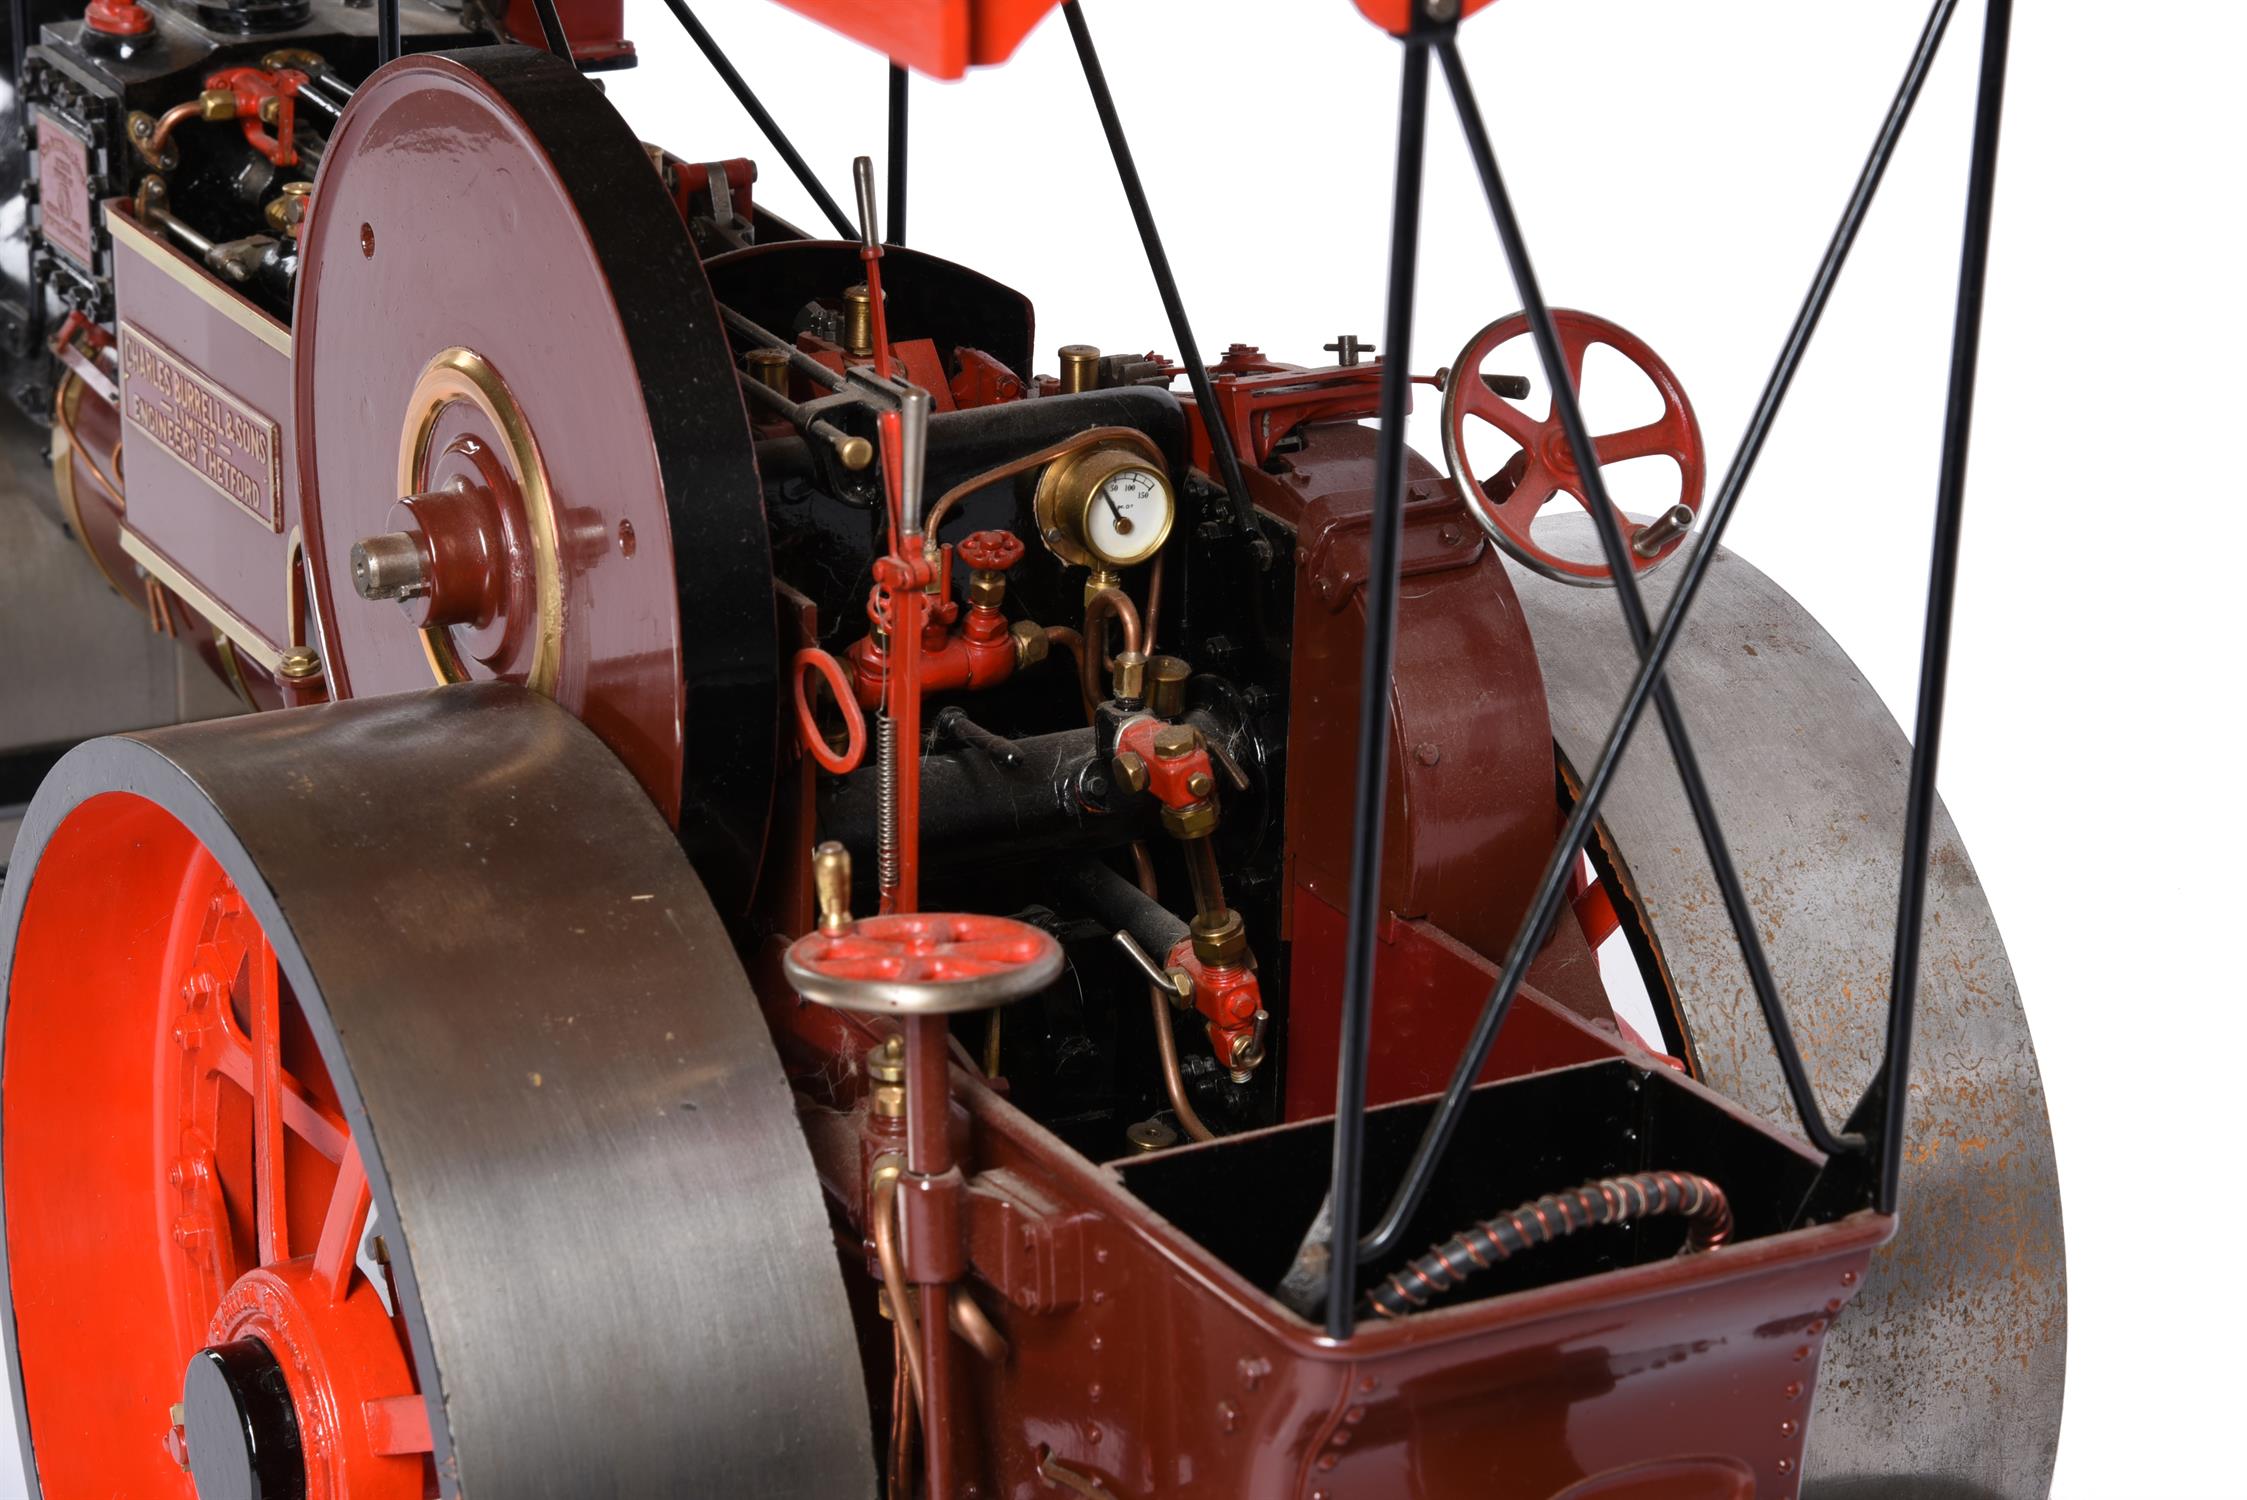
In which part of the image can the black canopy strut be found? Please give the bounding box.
[1063,2,1267,561]
[663,0,860,241]
[1309,0,2014,1339]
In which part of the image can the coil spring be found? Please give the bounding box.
[876,713,900,895]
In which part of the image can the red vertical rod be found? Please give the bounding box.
[879,389,952,1489]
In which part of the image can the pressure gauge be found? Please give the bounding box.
[1034,444,1177,571]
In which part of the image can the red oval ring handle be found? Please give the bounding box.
[793,646,867,775]
[1440,309,1705,587]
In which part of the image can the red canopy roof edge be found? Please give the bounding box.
[768,0,1501,80]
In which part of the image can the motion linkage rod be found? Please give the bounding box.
[1876,0,2013,1215]
[377,0,399,66]
[661,0,860,241]
[887,64,909,246]
[1317,0,2005,1336]
[1061,2,1266,560]
[1318,18,1435,1340]
[528,0,573,62]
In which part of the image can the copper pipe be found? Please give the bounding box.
[1141,551,1166,655]
[147,100,205,160]
[53,379,124,508]
[886,1320,916,1497]
[1080,586,1142,708]
[948,1286,1009,1364]
[921,424,1163,541]
[869,1174,925,1411]
[1132,842,1214,1142]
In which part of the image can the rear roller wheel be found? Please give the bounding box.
[1511,516,2063,1498]
[1,686,876,1498]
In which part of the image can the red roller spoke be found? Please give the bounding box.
[214,1038,351,1162]
[313,1143,372,1304]
[1595,418,1686,465]
[248,930,287,1267]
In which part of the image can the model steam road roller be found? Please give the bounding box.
[0,0,2058,1495]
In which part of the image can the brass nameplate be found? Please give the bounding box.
[119,320,284,532]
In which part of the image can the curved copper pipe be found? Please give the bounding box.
[921,424,1164,542]
[146,100,205,161]
[1080,586,1142,709]
[1133,842,1214,1142]
[947,1286,1009,1365]
[870,1174,925,1411]
[1142,552,1165,656]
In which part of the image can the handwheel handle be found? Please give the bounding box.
[1439,308,1707,588]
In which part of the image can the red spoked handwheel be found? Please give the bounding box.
[784,913,1064,1016]
[1441,309,1705,586]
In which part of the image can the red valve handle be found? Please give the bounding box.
[1441,309,1705,587]
[793,646,867,775]
[784,913,1064,1015]
[956,529,1024,573]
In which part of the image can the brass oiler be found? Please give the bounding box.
[843,284,875,357]
[1058,344,1101,394]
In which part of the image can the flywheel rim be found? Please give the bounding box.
[2,686,876,1499]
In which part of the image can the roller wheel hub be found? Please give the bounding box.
[180,1339,305,1500]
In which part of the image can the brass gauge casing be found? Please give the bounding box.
[1033,442,1177,571]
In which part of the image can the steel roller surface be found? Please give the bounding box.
[0,684,875,1498]
[1510,514,2062,1499]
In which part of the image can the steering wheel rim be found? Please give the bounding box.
[1441,309,1706,587]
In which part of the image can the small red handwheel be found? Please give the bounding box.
[956,528,1025,573]
[1441,309,1705,586]
[784,912,1064,1015]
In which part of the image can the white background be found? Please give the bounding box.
[9,2,2242,1494]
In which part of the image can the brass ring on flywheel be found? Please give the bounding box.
[396,347,562,695]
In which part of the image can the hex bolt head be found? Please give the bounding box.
[1153,724,1200,761]
[1112,751,1149,795]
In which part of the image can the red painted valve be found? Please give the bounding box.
[82,0,153,36]
[1440,309,1705,586]
[956,529,1024,574]
[786,897,1063,1016]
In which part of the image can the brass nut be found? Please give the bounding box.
[1191,909,1248,966]
[1162,799,1219,841]
[1109,649,1146,703]
[200,89,237,121]
[276,646,322,681]
[1010,619,1050,669]
[866,1033,906,1085]
[967,572,1006,610]
[1152,723,1200,761]
[259,96,282,125]
[1185,770,1216,800]
[1112,751,1149,795]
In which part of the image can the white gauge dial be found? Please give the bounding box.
[1081,463,1172,567]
